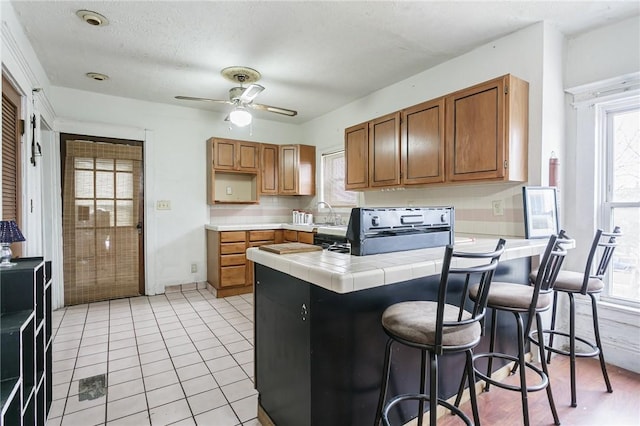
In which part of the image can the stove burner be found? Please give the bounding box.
[327,243,351,254]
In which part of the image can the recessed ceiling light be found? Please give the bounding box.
[76,10,109,26]
[86,72,109,81]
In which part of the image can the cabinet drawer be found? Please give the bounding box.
[298,232,314,245]
[283,230,298,242]
[220,254,246,267]
[220,265,246,286]
[248,240,275,248]
[220,242,246,254]
[249,230,276,242]
[220,231,247,242]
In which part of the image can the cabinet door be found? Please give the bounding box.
[402,98,445,185]
[260,144,279,194]
[445,76,508,182]
[298,232,314,245]
[345,122,369,190]
[237,141,260,172]
[213,139,237,170]
[369,112,401,187]
[283,230,298,242]
[279,145,299,195]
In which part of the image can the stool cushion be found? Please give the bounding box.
[471,282,552,311]
[381,301,480,347]
[529,270,604,293]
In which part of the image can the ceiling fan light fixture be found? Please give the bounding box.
[229,106,252,127]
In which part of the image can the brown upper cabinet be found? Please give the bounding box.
[260,143,279,194]
[279,144,316,196]
[344,74,528,190]
[369,112,401,188]
[344,112,401,189]
[401,98,445,185]
[345,122,369,190]
[445,74,528,183]
[212,137,260,172]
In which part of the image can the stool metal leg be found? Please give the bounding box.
[429,351,438,426]
[418,349,427,426]
[536,313,560,425]
[465,350,481,426]
[514,312,530,426]
[590,293,613,394]
[375,339,394,426]
[546,292,559,364]
[486,308,498,391]
[569,293,577,407]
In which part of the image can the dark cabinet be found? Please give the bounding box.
[0,258,52,426]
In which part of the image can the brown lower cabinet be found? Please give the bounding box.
[282,230,315,244]
[207,229,285,297]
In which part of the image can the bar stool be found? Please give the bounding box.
[374,240,506,426]
[530,227,621,407]
[456,234,569,426]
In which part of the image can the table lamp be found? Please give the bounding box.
[0,220,25,267]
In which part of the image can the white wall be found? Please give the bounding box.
[563,15,640,372]
[565,16,640,89]
[50,86,302,294]
[302,22,568,237]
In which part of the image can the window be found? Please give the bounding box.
[601,98,640,305]
[2,74,23,257]
[320,150,357,207]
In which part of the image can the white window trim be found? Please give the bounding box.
[597,97,640,307]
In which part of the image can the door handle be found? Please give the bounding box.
[136,222,143,234]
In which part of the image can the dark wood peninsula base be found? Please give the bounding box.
[254,257,530,426]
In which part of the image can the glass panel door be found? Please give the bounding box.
[62,140,143,305]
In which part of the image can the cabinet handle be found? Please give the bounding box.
[301,303,308,321]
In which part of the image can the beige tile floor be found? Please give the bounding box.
[47,290,259,426]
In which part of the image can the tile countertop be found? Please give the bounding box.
[246,237,552,294]
[205,223,348,236]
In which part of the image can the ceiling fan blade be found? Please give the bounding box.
[249,103,298,117]
[239,84,265,103]
[175,95,231,104]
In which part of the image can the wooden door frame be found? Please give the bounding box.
[60,133,146,296]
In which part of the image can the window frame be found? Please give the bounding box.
[319,149,358,208]
[598,96,640,307]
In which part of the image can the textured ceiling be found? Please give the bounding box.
[9,1,640,124]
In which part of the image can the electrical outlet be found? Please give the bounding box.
[492,200,504,216]
[226,186,233,195]
[156,200,171,210]
[190,263,197,273]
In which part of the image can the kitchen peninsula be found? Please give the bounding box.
[247,237,550,426]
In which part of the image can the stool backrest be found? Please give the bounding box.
[526,234,569,336]
[434,239,506,354]
[583,227,621,294]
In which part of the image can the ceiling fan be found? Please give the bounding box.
[175,66,297,127]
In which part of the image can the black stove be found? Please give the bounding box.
[346,207,454,256]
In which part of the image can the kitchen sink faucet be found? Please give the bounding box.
[316,201,340,226]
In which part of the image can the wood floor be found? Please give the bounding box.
[437,356,640,426]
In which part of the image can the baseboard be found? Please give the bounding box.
[164,281,207,293]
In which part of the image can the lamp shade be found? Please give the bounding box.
[229,106,252,127]
[0,220,26,244]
